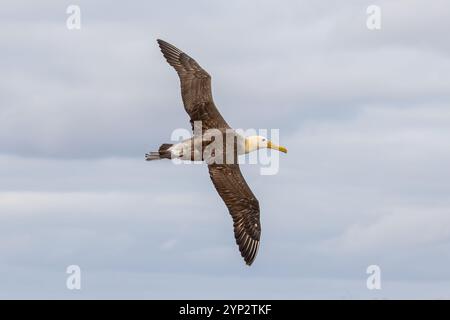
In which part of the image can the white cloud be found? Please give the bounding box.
[317,207,450,254]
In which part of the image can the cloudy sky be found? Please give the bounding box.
[1,0,450,299]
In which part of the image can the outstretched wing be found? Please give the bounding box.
[208,164,261,265]
[157,39,230,132]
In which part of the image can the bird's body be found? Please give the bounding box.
[147,130,247,162]
[147,40,287,265]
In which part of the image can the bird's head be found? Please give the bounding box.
[245,135,288,154]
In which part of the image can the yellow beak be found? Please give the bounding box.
[267,141,288,153]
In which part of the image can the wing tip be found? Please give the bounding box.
[156,39,183,64]
[156,39,169,51]
[156,39,177,51]
[242,239,260,266]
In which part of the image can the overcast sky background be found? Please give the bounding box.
[1,0,450,299]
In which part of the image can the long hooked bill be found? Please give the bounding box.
[267,141,288,153]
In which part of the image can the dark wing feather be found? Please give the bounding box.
[157,39,230,132]
[208,164,261,265]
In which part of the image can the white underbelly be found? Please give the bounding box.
[169,138,202,161]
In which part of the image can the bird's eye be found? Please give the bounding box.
[262,139,266,142]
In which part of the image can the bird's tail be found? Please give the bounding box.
[145,143,173,161]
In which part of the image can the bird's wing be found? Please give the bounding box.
[208,164,261,265]
[157,39,230,133]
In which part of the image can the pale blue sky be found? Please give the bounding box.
[1,0,450,299]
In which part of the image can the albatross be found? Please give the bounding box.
[146,39,287,265]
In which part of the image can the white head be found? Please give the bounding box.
[244,135,288,154]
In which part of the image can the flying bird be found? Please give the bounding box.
[146,39,287,265]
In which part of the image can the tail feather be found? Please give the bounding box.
[145,153,161,161]
[159,144,172,152]
[145,143,173,161]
